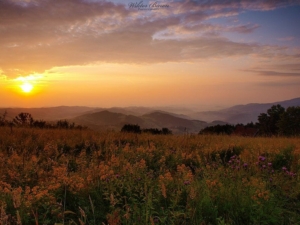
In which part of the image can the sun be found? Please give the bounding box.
[21,82,33,93]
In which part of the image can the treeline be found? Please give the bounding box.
[0,112,86,130]
[199,105,300,137]
[121,124,172,135]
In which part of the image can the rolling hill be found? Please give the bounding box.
[1,97,299,132]
[72,111,208,134]
[189,97,300,124]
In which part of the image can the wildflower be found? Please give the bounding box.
[161,183,167,198]
[154,217,159,223]
[258,156,266,162]
[262,165,266,169]
[268,162,272,167]
[286,171,296,177]
[184,180,191,185]
[282,167,287,172]
[243,163,248,168]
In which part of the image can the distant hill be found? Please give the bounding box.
[72,110,209,134]
[189,97,300,124]
[142,111,207,133]
[71,110,145,130]
[1,97,299,132]
[0,106,96,121]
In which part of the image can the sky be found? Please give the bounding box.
[0,0,300,110]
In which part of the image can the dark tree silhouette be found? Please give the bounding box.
[32,120,47,129]
[199,124,235,135]
[277,106,300,136]
[161,127,172,135]
[121,124,141,133]
[258,104,285,136]
[0,111,7,126]
[13,112,34,126]
[143,127,172,135]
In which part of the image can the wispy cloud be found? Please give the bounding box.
[0,0,299,77]
[257,80,300,87]
[277,36,295,42]
[245,70,300,77]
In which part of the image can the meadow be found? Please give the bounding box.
[0,127,299,225]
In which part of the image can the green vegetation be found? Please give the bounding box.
[200,105,300,137]
[121,124,172,135]
[0,112,86,130]
[0,127,299,224]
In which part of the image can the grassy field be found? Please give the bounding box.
[0,127,299,224]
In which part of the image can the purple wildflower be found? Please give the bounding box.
[243,163,248,168]
[282,167,287,171]
[184,180,191,185]
[259,156,266,162]
[268,162,272,167]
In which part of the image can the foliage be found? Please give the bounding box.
[143,127,172,135]
[13,112,34,126]
[200,105,300,137]
[0,127,299,224]
[277,106,300,136]
[257,104,285,136]
[199,124,235,135]
[1,112,86,130]
[121,124,142,133]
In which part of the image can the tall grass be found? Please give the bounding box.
[0,127,299,224]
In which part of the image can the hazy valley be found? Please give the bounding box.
[1,97,299,134]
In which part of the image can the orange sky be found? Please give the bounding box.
[1,0,300,110]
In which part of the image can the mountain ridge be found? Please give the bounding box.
[1,97,299,132]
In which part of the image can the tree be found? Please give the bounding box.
[257,104,285,136]
[277,106,300,136]
[33,120,47,129]
[143,127,172,135]
[0,111,7,126]
[56,120,72,129]
[13,112,34,126]
[199,124,235,135]
[121,124,141,133]
[162,127,172,135]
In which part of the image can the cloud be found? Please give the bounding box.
[273,63,300,71]
[277,36,295,42]
[245,70,300,77]
[0,0,299,77]
[0,75,7,81]
[257,80,300,87]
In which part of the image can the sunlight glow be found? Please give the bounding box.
[21,82,33,93]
